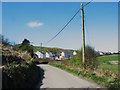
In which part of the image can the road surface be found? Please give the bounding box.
[37,64,100,88]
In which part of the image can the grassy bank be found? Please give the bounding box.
[98,54,119,73]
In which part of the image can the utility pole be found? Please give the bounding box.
[40,42,42,52]
[81,3,85,65]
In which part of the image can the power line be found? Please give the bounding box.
[43,0,93,45]
[83,0,93,8]
[44,8,81,44]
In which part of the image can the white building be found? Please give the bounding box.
[99,52,104,56]
[61,52,65,57]
[60,51,73,59]
[55,56,61,60]
[73,51,77,55]
[49,52,53,57]
[45,52,50,58]
[40,52,44,58]
[35,51,40,58]
[35,51,44,58]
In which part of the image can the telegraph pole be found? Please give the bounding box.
[81,3,85,65]
[40,42,42,52]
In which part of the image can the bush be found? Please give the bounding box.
[80,45,99,70]
[69,55,81,67]
[2,61,40,88]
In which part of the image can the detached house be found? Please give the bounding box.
[35,51,44,58]
[45,52,50,58]
[60,51,73,59]
[73,51,77,55]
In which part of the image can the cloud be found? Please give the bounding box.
[27,21,44,28]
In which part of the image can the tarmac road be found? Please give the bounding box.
[37,64,100,88]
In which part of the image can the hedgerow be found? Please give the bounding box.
[2,60,40,88]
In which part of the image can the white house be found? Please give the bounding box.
[45,52,50,58]
[99,52,104,56]
[59,56,63,60]
[73,51,77,55]
[97,51,104,56]
[61,52,65,57]
[35,51,41,58]
[40,52,44,58]
[60,51,73,59]
[55,56,62,60]
[49,52,53,57]
[35,51,44,58]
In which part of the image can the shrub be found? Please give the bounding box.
[80,45,99,70]
[69,55,82,67]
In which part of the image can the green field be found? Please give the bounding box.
[98,54,119,62]
[97,54,119,73]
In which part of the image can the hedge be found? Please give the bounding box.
[2,61,41,88]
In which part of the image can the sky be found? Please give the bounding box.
[1,0,120,2]
[2,2,118,52]
[0,2,2,34]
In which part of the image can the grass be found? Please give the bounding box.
[97,54,119,73]
[98,54,119,62]
[99,63,118,73]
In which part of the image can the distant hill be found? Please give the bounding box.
[33,46,77,54]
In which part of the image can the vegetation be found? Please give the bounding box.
[0,35,10,46]
[14,39,34,58]
[80,46,99,69]
[33,45,75,54]
[69,55,81,67]
[66,46,99,70]
[98,54,119,73]
[33,46,61,53]
[21,38,30,45]
[49,46,119,89]
[1,35,119,89]
[1,36,42,88]
[2,60,41,88]
[98,54,119,62]
[49,62,108,86]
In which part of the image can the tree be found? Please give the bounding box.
[20,39,33,58]
[0,35,10,46]
[22,39,30,45]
